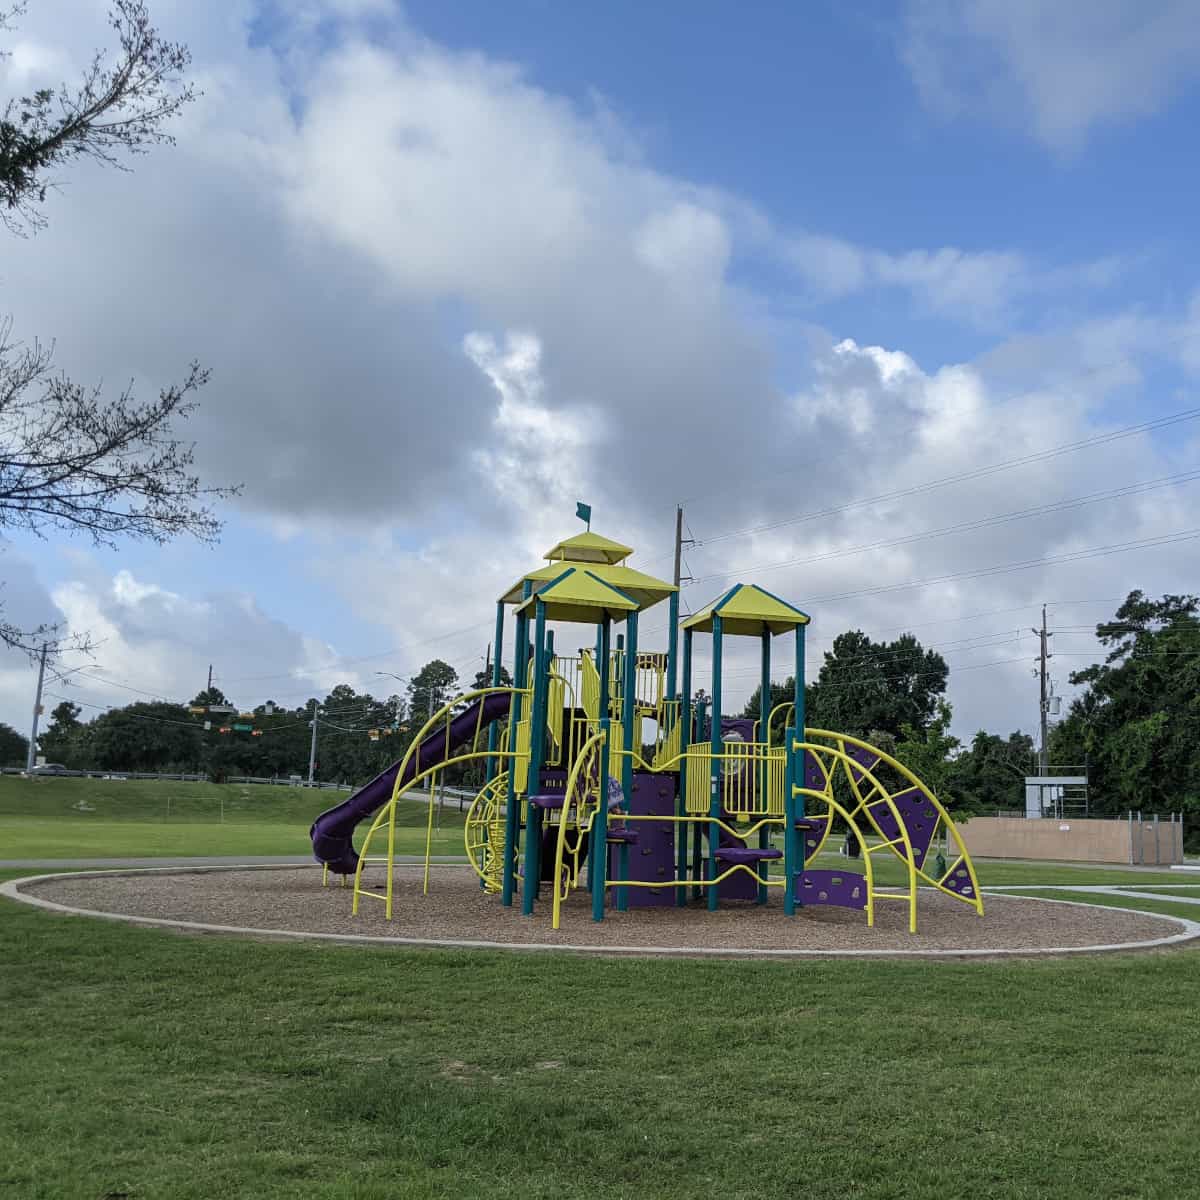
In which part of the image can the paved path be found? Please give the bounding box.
[989,883,1200,905]
[0,854,468,870]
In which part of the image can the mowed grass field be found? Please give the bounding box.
[1,862,1199,1199]
[3,774,1200,1196]
[0,774,468,858]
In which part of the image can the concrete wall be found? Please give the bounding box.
[958,816,1182,865]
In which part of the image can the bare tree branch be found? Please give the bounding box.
[0,5,230,660]
[0,319,240,553]
[0,0,197,233]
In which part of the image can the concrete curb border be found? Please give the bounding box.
[5,865,1200,960]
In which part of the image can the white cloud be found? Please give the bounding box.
[902,0,1200,150]
[0,0,1197,749]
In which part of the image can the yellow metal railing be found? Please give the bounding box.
[550,728,608,929]
[804,728,984,919]
[681,741,787,816]
[580,650,600,722]
[653,700,682,770]
[350,686,530,919]
[464,771,510,893]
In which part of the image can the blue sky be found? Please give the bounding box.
[2,0,1200,739]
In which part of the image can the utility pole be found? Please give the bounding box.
[673,505,684,591]
[483,642,491,689]
[206,663,213,695]
[26,642,48,774]
[307,705,320,786]
[1031,605,1053,775]
[667,505,695,699]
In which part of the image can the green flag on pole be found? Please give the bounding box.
[575,501,591,528]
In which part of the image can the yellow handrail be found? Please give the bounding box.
[550,728,608,929]
[805,728,983,915]
[351,686,530,918]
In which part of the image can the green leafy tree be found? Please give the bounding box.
[88,701,203,771]
[947,730,1035,812]
[1050,591,1200,835]
[0,719,27,765]
[807,630,948,739]
[37,699,92,767]
[472,663,513,690]
[894,700,962,805]
[407,660,459,722]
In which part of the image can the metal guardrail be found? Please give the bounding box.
[0,766,352,790]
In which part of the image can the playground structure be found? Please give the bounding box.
[310,524,982,933]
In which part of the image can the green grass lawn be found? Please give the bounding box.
[0,775,468,859]
[1,874,1198,1199]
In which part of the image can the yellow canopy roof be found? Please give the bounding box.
[499,529,675,611]
[543,530,633,565]
[681,583,810,637]
[514,566,638,624]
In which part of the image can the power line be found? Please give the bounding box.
[677,329,1200,512]
[794,526,1200,606]
[685,405,1200,550]
[686,468,1200,587]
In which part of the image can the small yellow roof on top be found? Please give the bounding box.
[498,527,675,612]
[514,565,637,624]
[498,561,675,608]
[543,530,633,565]
[682,583,810,637]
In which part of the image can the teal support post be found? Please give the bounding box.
[785,623,808,918]
[794,624,806,814]
[692,695,707,900]
[502,580,532,906]
[757,630,772,904]
[708,615,723,912]
[616,611,638,912]
[666,590,680,701]
[593,716,612,922]
[485,600,505,784]
[545,628,556,759]
[591,620,612,898]
[675,628,693,905]
[481,600,506,891]
[597,621,612,726]
[621,614,638,801]
[783,723,797,917]
[522,598,549,915]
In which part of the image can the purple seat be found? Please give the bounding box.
[715,846,782,864]
[794,817,826,831]
[606,827,639,844]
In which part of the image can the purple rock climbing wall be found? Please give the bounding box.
[863,787,939,867]
[608,772,677,907]
[940,864,977,899]
[801,749,829,793]
[837,744,940,869]
[794,869,867,909]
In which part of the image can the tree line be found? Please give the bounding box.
[5,592,1194,843]
[741,590,1197,835]
[17,659,495,785]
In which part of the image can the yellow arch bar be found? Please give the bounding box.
[805,728,983,916]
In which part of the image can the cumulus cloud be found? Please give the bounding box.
[902,0,1200,150]
[0,557,369,732]
[0,0,1198,747]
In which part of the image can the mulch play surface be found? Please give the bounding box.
[18,865,1190,957]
